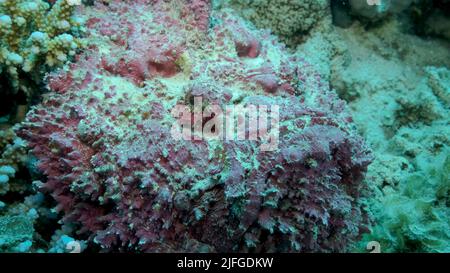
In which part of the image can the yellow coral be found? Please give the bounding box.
[0,0,83,91]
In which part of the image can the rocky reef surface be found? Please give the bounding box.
[0,0,449,253]
[294,0,450,252]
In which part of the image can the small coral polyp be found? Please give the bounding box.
[18,0,372,252]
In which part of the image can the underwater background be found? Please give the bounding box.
[0,0,448,253]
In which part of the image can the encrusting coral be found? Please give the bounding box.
[0,0,83,98]
[217,0,330,45]
[307,14,450,252]
[18,0,372,252]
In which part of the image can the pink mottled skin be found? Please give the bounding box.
[183,0,211,31]
[246,66,280,93]
[19,0,372,252]
[225,15,261,58]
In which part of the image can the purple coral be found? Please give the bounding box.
[18,0,372,252]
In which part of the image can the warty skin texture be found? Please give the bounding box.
[18,0,372,252]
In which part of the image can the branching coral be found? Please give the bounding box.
[0,125,52,253]
[18,0,372,252]
[0,126,28,195]
[0,0,83,95]
[0,125,72,252]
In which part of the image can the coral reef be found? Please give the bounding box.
[0,0,83,89]
[0,188,70,252]
[0,125,76,253]
[0,126,44,252]
[18,0,372,252]
[301,16,450,252]
[0,0,85,252]
[0,214,35,251]
[217,0,331,45]
[362,131,449,252]
[0,0,84,124]
[0,0,447,254]
[0,126,28,195]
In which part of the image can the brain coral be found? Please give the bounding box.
[18,0,372,252]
